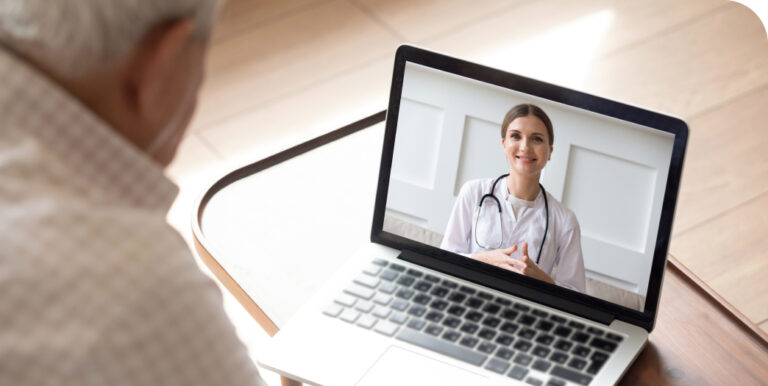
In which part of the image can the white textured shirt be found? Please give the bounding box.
[440,177,586,293]
[0,47,265,385]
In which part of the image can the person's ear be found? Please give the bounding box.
[123,18,196,119]
[549,145,553,160]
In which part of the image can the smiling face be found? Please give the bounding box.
[502,115,553,177]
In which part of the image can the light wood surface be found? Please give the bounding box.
[164,0,768,380]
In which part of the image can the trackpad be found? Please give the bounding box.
[356,346,486,386]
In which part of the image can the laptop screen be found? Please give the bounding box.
[374,47,687,325]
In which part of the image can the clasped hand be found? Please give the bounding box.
[471,242,554,285]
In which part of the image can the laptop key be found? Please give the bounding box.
[587,326,604,336]
[441,280,458,289]
[459,322,479,335]
[406,268,423,278]
[495,334,514,346]
[567,321,585,330]
[549,315,567,324]
[424,274,441,283]
[442,330,461,343]
[391,299,409,311]
[572,345,591,357]
[429,286,450,298]
[477,291,493,300]
[554,340,573,352]
[378,282,397,294]
[373,293,392,305]
[407,305,426,317]
[447,305,466,317]
[372,305,391,319]
[513,303,531,312]
[323,303,343,317]
[413,281,432,292]
[525,376,543,386]
[572,332,590,343]
[550,351,569,364]
[484,358,510,374]
[513,340,532,352]
[340,309,360,323]
[372,258,388,267]
[345,285,375,300]
[546,378,566,386]
[535,334,554,346]
[354,274,380,288]
[396,275,415,287]
[531,359,551,372]
[447,292,467,303]
[500,309,519,321]
[397,328,488,367]
[501,322,519,334]
[532,345,551,358]
[413,294,431,305]
[425,324,443,336]
[389,264,406,272]
[407,318,426,331]
[567,357,587,371]
[605,332,623,342]
[551,365,593,385]
[379,270,398,281]
[363,264,382,276]
[534,320,554,332]
[518,314,536,326]
[518,328,536,340]
[496,347,515,359]
[552,326,572,338]
[478,341,497,354]
[442,316,461,328]
[508,365,528,380]
[459,286,477,295]
[478,328,496,340]
[589,337,618,353]
[395,288,415,300]
[532,309,548,318]
[482,303,501,315]
[334,293,357,307]
[389,312,408,325]
[459,336,479,349]
[513,353,533,366]
[356,314,377,329]
[587,351,609,375]
[495,298,512,306]
[425,311,444,323]
[482,316,501,328]
[465,297,484,309]
[373,320,399,337]
[466,311,484,322]
[354,300,374,313]
[429,299,449,311]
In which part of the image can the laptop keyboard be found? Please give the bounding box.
[322,259,624,385]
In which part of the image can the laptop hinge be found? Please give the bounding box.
[399,250,615,326]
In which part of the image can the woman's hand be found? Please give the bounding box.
[506,242,555,285]
[471,246,519,271]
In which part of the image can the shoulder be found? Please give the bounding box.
[458,178,497,196]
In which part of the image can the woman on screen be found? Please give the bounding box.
[441,104,586,293]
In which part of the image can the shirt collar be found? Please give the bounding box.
[0,47,178,211]
[498,176,542,205]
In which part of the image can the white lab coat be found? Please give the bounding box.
[441,177,586,293]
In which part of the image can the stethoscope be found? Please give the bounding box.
[474,173,549,264]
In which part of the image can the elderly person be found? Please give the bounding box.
[441,104,586,293]
[0,1,265,385]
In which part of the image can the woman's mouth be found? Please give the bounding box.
[515,155,537,164]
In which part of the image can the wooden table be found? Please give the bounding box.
[193,112,768,385]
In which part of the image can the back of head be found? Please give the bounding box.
[0,0,219,79]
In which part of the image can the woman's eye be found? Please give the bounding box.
[510,133,520,139]
[534,137,543,143]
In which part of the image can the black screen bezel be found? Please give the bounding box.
[370,45,688,331]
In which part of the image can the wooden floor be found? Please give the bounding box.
[165,0,768,382]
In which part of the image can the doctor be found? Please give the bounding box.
[441,104,586,293]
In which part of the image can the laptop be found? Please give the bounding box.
[258,45,688,385]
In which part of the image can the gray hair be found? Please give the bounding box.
[0,0,220,78]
